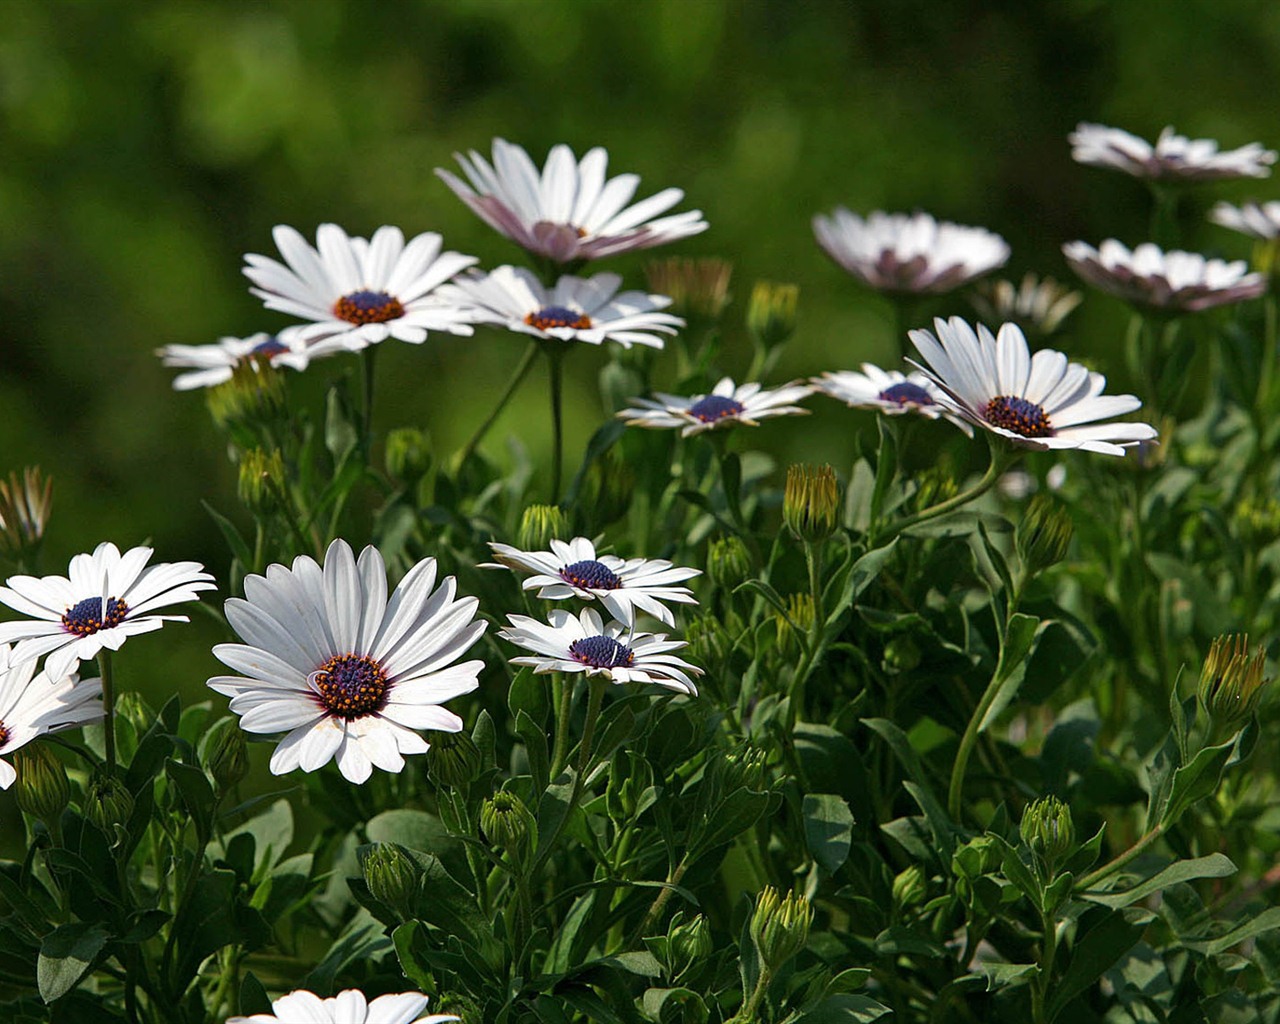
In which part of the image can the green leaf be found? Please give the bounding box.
[863,717,954,857]
[1080,853,1236,909]
[164,758,216,847]
[1046,906,1151,1021]
[507,666,548,727]
[1187,906,1280,956]
[642,987,709,1024]
[38,922,109,1003]
[366,809,453,856]
[1161,738,1235,827]
[238,972,272,1017]
[803,794,855,874]
[978,613,1044,731]
[829,539,898,623]
[324,386,358,464]
[971,961,1039,991]
[534,768,575,859]
[201,501,253,571]
[796,994,893,1022]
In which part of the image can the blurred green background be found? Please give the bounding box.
[2,0,1278,826]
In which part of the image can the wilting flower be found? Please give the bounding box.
[969,273,1082,337]
[498,608,701,695]
[226,988,457,1024]
[156,334,305,391]
[208,540,485,785]
[0,646,102,790]
[1069,122,1276,182]
[437,138,707,262]
[811,364,973,434]
[0,467,53,562]
[1210,200,1280,240]
[618,377,812,437]
[0,543,216,681]
[441,265,681,349]
[812,209,1009,294]
[243,224,477,356]
[485,537,699,628]
[908,316,1157,456]
[1063,240,1267,312]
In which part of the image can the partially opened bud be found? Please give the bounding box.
[517,504,568,552]
[747,281,799,350]
[783,464,838,544]
[749,886,812,972]
[1199,634,1269,728]
[0,466,52,563]
[237,448,286,515]
[1020,795,1076,873]
[707,535,751,590]
[86,771,135,836]
[13,745,70,826]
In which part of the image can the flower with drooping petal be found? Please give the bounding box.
[484,537,699,627]
[437,138,707,262]
[0,646,102,790]
[225,987,457,1024]
[498,608,700,695]
[242,224,478,357]
[907,316,1157,457]
[0,543,216,681]
[812,209,1009,294]
[208,540,485,785]
[1063,240,1267,312]
[617,377,812,437]
[1069,122,1276,182]
[156,333,310,391]
[440,265,681,349]
[1210,200,1280,240]
[811,364,973,435]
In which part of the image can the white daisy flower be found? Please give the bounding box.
[485,537,699,628]
[1063,240,1267,312]
[1069,122,1276,182]
[242,224,478,354]
[440,265,682,349]
[226,988,457,1024]
[1210,200,1280,240]
[207,539,486,785]
[0,646,103,790]
[498,608,700,695]
[0,543,217,681]
[812,209,1010,294]
[908,316,1158,457]
[811,364,974,435]
[156,333,308,391]
[617,377,812,437]
[436,138,708,263]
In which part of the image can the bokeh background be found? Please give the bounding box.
[2,0,1278,838]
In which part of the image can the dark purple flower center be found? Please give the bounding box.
[560,559,623,590]
[524,305,592,331]
[62,596,129,637]
[333,290,405,325]
[311,653,389,719]
[0,721,9,748]
[251,336,288,357]
[985,395,1054,437]
[879,381,934,406]
[689,395,745,423]
[569,635,635,669]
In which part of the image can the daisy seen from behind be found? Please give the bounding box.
[0,646,103,790]
[618,377,812,437]
[499,608,701,696]
[242,224,477,356]
[225,988,457,1024]
[1063,240,1267,312]
[1069,123,1276,182]
[442,265,682,350]
[485,536,700,627]
[811,364,973,435]
[436,137,707,263]
[208,539,486,785]
[156,333,305,391]
[812,209,1010,295]
[0,542,217,681]
[908,316,1157,456]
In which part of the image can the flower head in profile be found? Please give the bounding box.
[242,224,477,356]
[0,647,103,790]
[1069,123,1276,182]
[1210,201,1280,240]
[156,333,308,391]
[908,316,1157,456]
[811,364,973,435]
[618,377,812,437]
[1063,240,1267,312]
[0,543,216,681]
[812,209,1009,294]
[226,988,457,1024]
[485,537,699,627]
[969,273,1082,338]
[441,266,681,349]
[498,608,700,695]
[208,540,485,785]
[437,138,707,262]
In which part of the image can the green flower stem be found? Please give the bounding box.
[1031,908,1059,1024]
[634,851,691,942]
[1258,295,1278,419]
[550,673,574,778]
[548,345,566,502]
[97,651,116,775]
[731,969,772,1024]
[884,437,1010,540]
[456,340,540,467]
[530,680,605,877]
[1076,823,1164,891]
[359,345,378,452]
[786,542,826,728]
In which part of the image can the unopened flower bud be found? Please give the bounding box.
[206,720,250,794]
[1020,796,1075,873]
[685,613,732,667]
[645,257,733,322]
[480,790,535,862]
[746,281,799,351]
[1199,634,1269,728]
[723,746,768,793]
[517,504,568,552]
[882,635,922,675]
[784,464,839,545]
[668,912,713,969]
[13,745,70,826]
[426,730,482,790]
[1016,495,1073,575]
[114,691,153,738]
[86,771,135,836]
[775,593,815,658]
[362,842,420,919]
[1234,495,1280,547]
[206,360,287,430]
[749,887,812,972]
[707,535,752,590]
[385,428,432,484]
[913,466,958,512]
[576,450,634,528]
[237,448,286,515]
[892,864,926,910]
[0,466,53,564]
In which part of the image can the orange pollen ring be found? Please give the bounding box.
[524,307,592,332]
[333,290,405,325]
[0,721,9,748]
[311,653,390,720]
